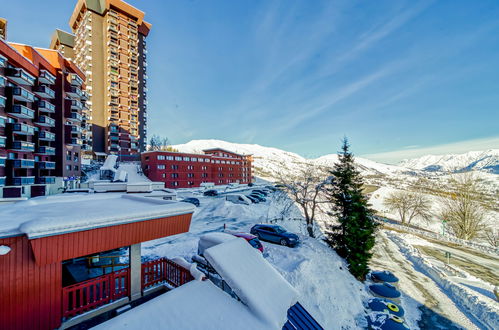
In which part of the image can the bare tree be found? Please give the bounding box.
[384,191,433,224]
[482,227,499,247]
[269,190,296,222]
[276,163,329,238]
[438,173,489,240]
[147,135,178,152]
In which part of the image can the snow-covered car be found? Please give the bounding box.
[250,224,299,247]
[225,194,251,205]
[181,197,200,207]
[245,195,260,203]
[249,193,266,202]
[225,231,264,253]
[203,189,219,196]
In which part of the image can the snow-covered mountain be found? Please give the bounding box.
[173,139,416,181]
[399,149,499,174]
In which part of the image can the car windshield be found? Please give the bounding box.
[274,226,286,233]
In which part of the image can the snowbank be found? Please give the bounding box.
[0,194,195,238]
[204,238,298,328]
[92,280,269,330]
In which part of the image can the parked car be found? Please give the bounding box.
[250,224,299,247]
[181,197,200,207]
[226,194,251,205]
[203,189,219,196]
[248,182,254,187]
[252,189,268,196]
[225,231,264,253]
[249,193,266,202]
[245,195,260,203]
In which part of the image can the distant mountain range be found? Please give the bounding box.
[173,140,499,178]
[398,149,499,174]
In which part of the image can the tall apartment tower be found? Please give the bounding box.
[66,0,151,156]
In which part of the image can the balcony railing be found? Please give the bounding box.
[67,124,82,134]
[9,104,35,119]
[37,146,56,155]
[81,90,89,101]
[12,176,35,185]
[69,138,83,146]
[67,86,82,99]
[70,73,84,87]
[62,268,130,319]
[0,158,5,167]
[0,177,5,186]
[36,177,56,184]
[37,161,56,170]
[10,123,37,135]
[11,159,35,168]
[39,130,56,141]
[70,99,83,111]
[11,86,36,102]
[11,141,35,152]
[37,100,56,113]
[36,115,56,127]
[34,85,55,99]
[39,70,56,85]
[0,136,5,148]
[69,112,83,122]
[0,95,6,108]
[5,67,36,86]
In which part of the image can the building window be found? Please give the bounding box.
[66,165,72,171]
[171,164,178,170]
[175,156,182,161]
[162,173,166,178]
[183,157,190,161]
[171,173,178,178]
[158,155,165,160]
[75,165,79,171]
[205,159,210,163]
[172,182,179,187]
[187,165,194,170]
[166,156,174,160]
[187,173,194,178]
[157,165,165,170]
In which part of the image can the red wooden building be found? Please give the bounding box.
[141,148,253,189]
[0,194,196,329]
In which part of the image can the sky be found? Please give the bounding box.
[2,0,499,163]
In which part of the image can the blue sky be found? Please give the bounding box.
[3,0,499,163]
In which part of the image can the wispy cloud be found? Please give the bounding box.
[361,136,499,164]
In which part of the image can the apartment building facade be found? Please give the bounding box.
[141,148,253,189]
[60,0,151,157]
[0,38,86,197]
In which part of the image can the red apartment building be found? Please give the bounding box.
[142,148,253,188]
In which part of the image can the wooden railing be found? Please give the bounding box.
[142,258,194,290]
[62,258,193,319]
[62,268,129,318]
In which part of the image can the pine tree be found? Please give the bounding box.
[324,138,378,280]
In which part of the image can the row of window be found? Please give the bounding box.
[168,179,241,187]
[155,154,243,165]
[161,173,230,179]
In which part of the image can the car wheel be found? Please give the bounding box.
[280,239,288,246]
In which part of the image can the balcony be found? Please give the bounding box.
[0,177,5,187]
[81,90,89,101]
[66,124,82,134]
[70,99,83,111]
[69,112,83,122]
[70,73,84,87]
[36,115,56,127]
[9,104,35,119]
[10,123,36,135]
[34,85,55,99]
[11,86,36,102]
[11,141,35,152]
[0,95,6,108]
[36,176,56,184]
[69,138,83,146]
[37,146,56,155]
[81,144,91,151]
[37,100,56,113]
[0,136,5,148]
[37,161,56,170]
[38,130,56,141]
[0,157,5,167]
[5,67,36,86]
[39,70,56,85]
[11,159,35,168]
[12,176,35,185]
[67,86,82,99]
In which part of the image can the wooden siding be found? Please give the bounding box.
[0,235,62,330]
[30,213,192,266]
[0,213,192,329]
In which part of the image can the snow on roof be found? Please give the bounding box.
[100,155,118,171]
[92,280,270,330]
[204,238,298,328]
[198,232,237,255]
[0,194,195,239]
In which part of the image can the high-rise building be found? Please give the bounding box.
[0,39,86,198]
[59,0,151,157]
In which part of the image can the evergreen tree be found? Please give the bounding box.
[324,138,378,280]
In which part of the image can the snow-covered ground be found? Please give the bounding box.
[139,186,498,329]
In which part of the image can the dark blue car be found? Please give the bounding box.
[250,224,299,247]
